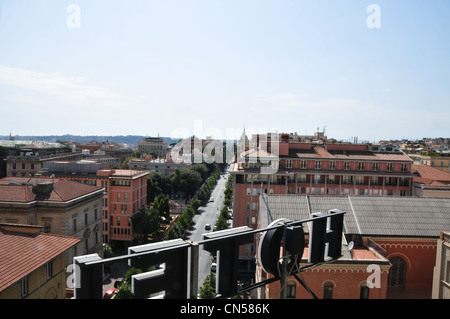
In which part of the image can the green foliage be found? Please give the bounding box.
[199,272,216,299]
[191,199,201,211]
[103,244,115,259]
[153,194,171,222]
[163,205,196,240]
[115,267,143,299]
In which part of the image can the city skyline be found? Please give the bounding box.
[0,1,449,142]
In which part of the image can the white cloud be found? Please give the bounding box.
[0,65,127,109]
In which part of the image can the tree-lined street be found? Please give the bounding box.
[186,169,230,292]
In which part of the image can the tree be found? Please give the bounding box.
[190,163,209,182]
[191,199,201,211]
[121,156,131,169]
[199,272,216,299]
[115,267,142,299]
[179,169,202,197]
[153,194,171,223]
[103,244,114,259]
[131,205,161,241]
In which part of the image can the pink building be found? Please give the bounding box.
[39,166,148,247]
[230,132,414,266]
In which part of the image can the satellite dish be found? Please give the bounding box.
[348,241,354,251]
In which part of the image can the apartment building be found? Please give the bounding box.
[2,140,82,177]
[231,132,414,227]
[38,164,148,246]
[0,223,80,299]
[229,132,414,268]
[138,137,168,159]
[0,177,104,266]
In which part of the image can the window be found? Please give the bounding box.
[388,257,406,287]
[323,282,333,299]
[21,276,28,298]
[84,213,88,226]
[22,163,25,170]
[314,174,321,184]
[401,163,408,172]
[386,163,393,172]
[117,192,121,202]
[344,162,350,170]
[286,160,292,168]
[124,192,128,202]
[43,221,51,233]
[287,282,296,298]
[372,162,379,171]
[329,161,336,170]
[356,176,364,185]
[300,160,307,169]
[360,284,370,299]
[315,161,321,170]
[358,162,364,171]
[46,261,53,280]
[73,218,77,232]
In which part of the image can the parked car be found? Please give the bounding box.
[205,224,211,230]
[103,288,119,299]
[211,263,217,273]
[209,197,214,202]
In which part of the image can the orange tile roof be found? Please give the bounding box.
[0,177,102,203]
[0,225,80,292]
[414,164,450,183]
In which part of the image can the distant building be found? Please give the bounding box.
[38,165,148,246]
[412,164,450,198]
[0,177,104,266]
[1,140,82,177]
[138,137,168,159]
[128,154,190,175]
[410,154,450,172]
[0,223,80,299]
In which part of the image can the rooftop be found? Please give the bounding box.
[0,177,102,203]
[259,194,450,238]
[0,223,80,292]
[414,164,450,185]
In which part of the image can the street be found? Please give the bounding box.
[102,169,231,298]
[186,170,230,292]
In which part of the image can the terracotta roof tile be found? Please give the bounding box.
[414,164,450,183]
[0,226,80,292]
[0,177,102,202]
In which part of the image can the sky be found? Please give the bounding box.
[0,0,449,142]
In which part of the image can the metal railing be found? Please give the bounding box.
[73,209,345,299]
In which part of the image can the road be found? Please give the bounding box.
[102,169,230,298]
[186,170,230,292]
